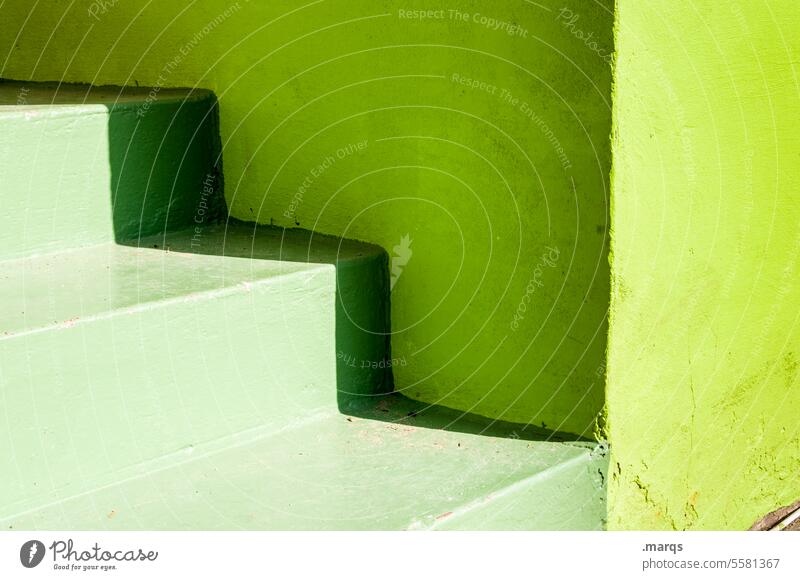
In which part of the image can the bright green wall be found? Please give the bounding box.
[608,0,800,529]
[0,1,613,436]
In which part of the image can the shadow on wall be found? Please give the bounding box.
[103,82,587,442]
[104,82,594,444]
[98,83,394,410]
[3,80,391,410]
[104,84,227,241]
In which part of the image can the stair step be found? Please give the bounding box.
[0,394,607,531]
[0,242,337,516]
[0,81,223,261]
[134,220,392,406]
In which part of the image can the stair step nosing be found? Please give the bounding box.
[1,260,332,342]
[0,409,339,523]
[413,450,595,530]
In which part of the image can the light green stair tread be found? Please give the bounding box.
[0,242,324,337]
[136,220,393,403]
[2,394,607,531]
[0,243,338,517]
[0,80,224,261]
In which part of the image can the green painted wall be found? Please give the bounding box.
[608,0,800,529]
[0,0,613,436]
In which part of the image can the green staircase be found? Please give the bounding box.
[0,81,607,530]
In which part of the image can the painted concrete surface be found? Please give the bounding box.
[2,394,607,531]
[0,243,336,518]
[0,95,112,260]
[0,82,224,259]
[607,1,800,529]
[135,221,393,406]
[1,79,393,410]
[0,0,614,437]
